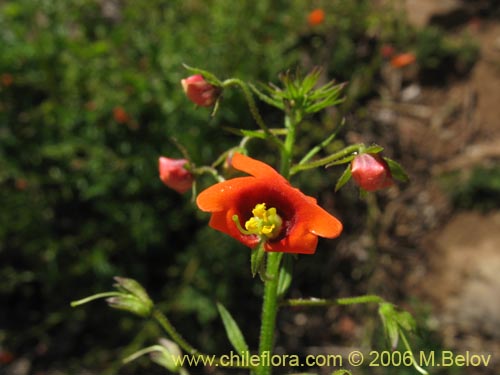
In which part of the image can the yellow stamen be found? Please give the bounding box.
[243,203,283,240]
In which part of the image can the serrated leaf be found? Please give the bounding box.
[277,254,293,298]
[216,302,249,353]
[335,164,352,191]
[384,157,409,182]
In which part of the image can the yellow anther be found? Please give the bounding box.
[245,217,260,232]
[252,203,267,219]
[243,203,283,240]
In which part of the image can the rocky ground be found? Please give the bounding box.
[395,0,500,372]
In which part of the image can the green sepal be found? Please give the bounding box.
[182,63,223,86]
[335,164,352,192]
[150,339,182,372]
[113,276,152,308]
[251,242,266,278]
[216,302,249,353]
[379,303,400,349]
[326,155,355,167]
[384,157,409,182]
[106,294,152,318]
[277,254,293,298]
[379,302,417,350]
[364,144,384,154]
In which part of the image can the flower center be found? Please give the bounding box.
[243,203,283,240]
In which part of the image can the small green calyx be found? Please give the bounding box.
[244,203,283,240]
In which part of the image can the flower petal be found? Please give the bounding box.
[196,177,255,212]
[232,153,287,182]
[304,205,343,238]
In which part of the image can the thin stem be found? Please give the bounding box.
[400,330,429,375]
[122,345,165,364]
[70,292,123,307]
[152,309,253,369]
[256,252,283,375]
[279,114,296,178]
[222,78,283,149]
[299,119,345,165]
[290,143,364,175]
[152,308,199,355]
[282,295,384,307]
[193,166,225,182]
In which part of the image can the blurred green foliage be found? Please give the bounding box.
[441,166,500,211]
[0,0,481,373]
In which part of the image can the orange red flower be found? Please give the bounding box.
[196,153,342,254]
[390,52,416,68]
[307,8,325,27]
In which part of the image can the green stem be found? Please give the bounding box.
[400,330,429,375]
[256,252,283,375]
[193,166,225,182]
[299,119,345,165]
[153,309,253,370]
[223,78,283,149]
[290,143,364,175]
[152,308,199,355]
[279,115,296,177]
[281,295,384,307]
[70,292,123,307]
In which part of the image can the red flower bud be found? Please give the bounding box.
[351,153,394,192]
[181,74,220,107]
[158,157,194,194]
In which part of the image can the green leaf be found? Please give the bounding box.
[249,83,283,109]
[384,157,409,182]
[332,370,352,375]
[216,302,249,353]
[240,129,268,140]
[335,164,352,191]
[277,254,293,298]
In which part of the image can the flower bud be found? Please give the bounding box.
[113,276,152,308]
[106,294,152,318]
[150,338,182,372]
[159,157,194,194]
[351,153,394,192]
[181,74,220,107]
